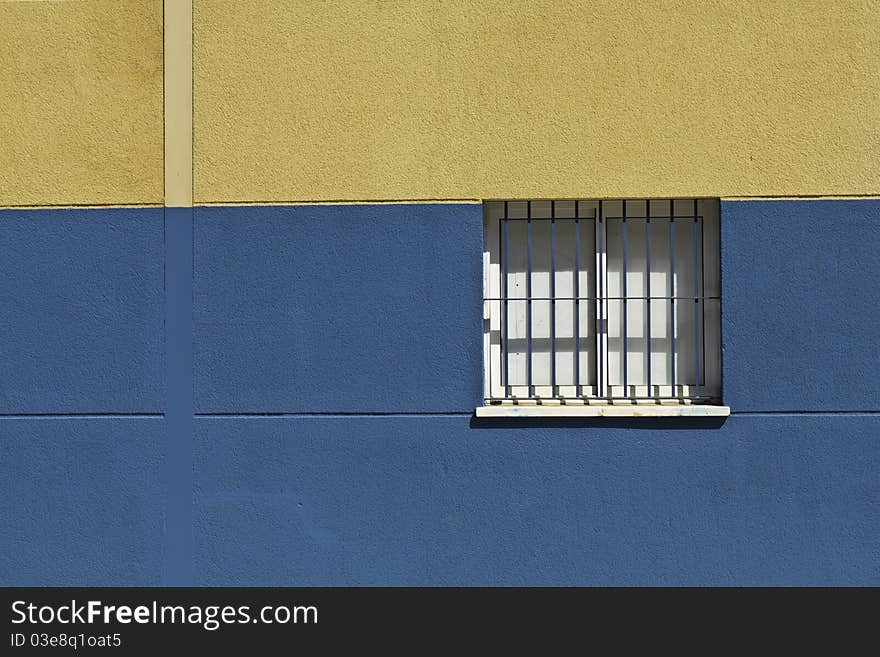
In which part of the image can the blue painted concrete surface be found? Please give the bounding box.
[1,200,878,585]
[193,204,483,413]
[0,208,164,413]
[164,207,195,585]
[193,415,879,586]
[0,418,164,586]
[721,199,880,411]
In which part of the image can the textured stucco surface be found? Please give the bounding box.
[188,200,880,584]
[0,0,163,206]
[194,0,880,202]
[192,200,880,414]
[0,418,164,586]
[721,200,880,411]
[193,204,483,413]
[194,415,879,586]
[0,208,164,413]
[0,200,878,585]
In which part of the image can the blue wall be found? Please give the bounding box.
[0,208,164,413]
[1,201,878,585]
[0,418,163,586]
[194,415,878,586]
[193,205,482,413]
[0,208,164,585]
[721,200,880,411]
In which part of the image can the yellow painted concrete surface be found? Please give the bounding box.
[0,0,163,206]
[194,0,880,203]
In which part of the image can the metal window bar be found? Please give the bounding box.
[487,296,719,301]
[693,198,701,399]
[646,201,652,397]
[621,200,628,396]
[700,200,708,402]
[669,199,676,396]
[597,201,606,399]
[491,199,718,404]
[573,201,580,397]
[502,201,510,398]
[526,201,533,396]
[550,200,556,396]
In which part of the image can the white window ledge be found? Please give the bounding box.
[475,404,730,418]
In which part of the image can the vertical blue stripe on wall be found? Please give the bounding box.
[164,207,194,585]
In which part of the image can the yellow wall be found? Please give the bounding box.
[194,0,880,203]
[0,0,163,206]
[2,1,876,205]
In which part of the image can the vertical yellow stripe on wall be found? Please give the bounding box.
[164,0,193,207]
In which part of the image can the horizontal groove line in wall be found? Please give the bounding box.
[730,410,880,416]
[197,411,880,418]
[0,204,164,210]
[1,412,873,419]
[0,413,164,419]
[196,199,482,206]
[721,194,880,201]
[195,412,474,418]
[6,197,874,210]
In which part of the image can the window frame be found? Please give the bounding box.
[481,198,729,417]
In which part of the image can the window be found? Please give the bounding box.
[481,199,726,416]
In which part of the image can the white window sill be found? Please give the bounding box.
[475,404,731,418]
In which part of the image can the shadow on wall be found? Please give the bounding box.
[469,416,728,430]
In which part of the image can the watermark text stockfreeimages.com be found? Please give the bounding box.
[11,599,317,632]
